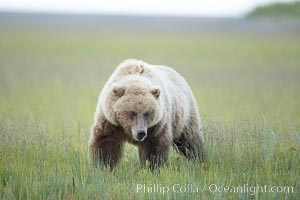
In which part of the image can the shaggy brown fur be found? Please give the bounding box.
[89,59,205,170]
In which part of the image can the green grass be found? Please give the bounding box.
[0,28,299,199]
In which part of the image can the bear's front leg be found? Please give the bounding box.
[149,144,170,171]
[89,122,124,170]
[138,134,171,170]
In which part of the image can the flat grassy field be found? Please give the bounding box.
[0,27,299,199]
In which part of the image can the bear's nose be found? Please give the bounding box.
[136,130,147,141]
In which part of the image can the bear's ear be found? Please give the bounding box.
[150,86,160,99]
[112,85,126,97]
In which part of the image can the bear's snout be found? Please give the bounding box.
[136,129,147,141]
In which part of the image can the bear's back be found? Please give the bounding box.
[114,60,192,99]
[115,59,146,77]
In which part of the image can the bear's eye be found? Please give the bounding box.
[143,112,149,118]
[129,111,137,119]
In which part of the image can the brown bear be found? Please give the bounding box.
[89,59,205,170]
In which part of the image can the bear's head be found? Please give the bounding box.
[104,81,163,141]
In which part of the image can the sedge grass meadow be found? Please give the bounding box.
[0,24,299,199]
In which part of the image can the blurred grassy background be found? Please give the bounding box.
[247,1,300,19]
[0,15,300,199]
